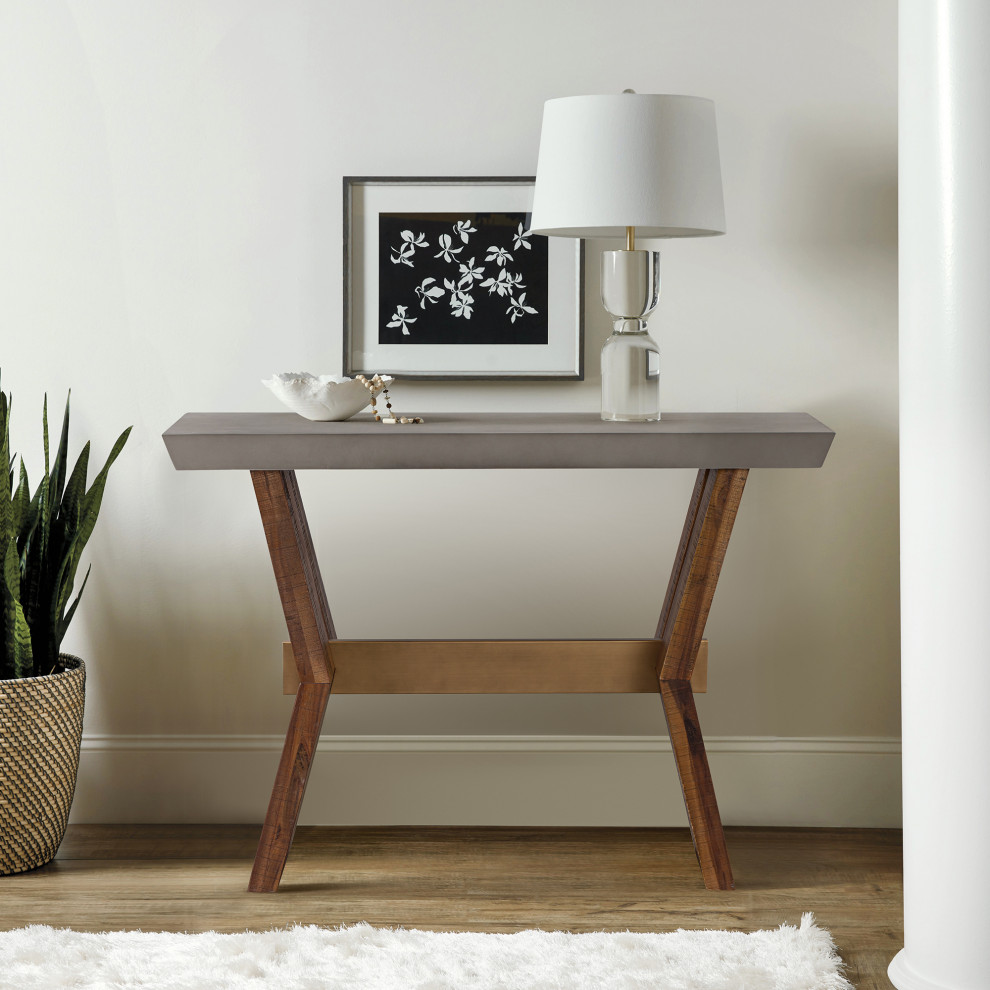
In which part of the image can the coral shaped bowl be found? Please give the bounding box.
[262,372,392,422]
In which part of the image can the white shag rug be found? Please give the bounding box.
[0,915,852,990]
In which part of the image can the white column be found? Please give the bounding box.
[892,1,990,988]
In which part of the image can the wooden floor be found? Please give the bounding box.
[1,826,901,989]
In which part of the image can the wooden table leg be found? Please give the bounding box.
[248,470,336,893]
[656,468,748,891]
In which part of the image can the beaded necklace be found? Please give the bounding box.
[355,374,424,425]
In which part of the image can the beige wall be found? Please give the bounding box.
[0,0,898,823]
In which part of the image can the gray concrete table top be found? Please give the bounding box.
[162,412,834,470]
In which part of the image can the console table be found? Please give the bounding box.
[163,411,833,893]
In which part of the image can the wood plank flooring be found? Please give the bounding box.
[0,826,901,989]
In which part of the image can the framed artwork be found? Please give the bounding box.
[343,176,584,380]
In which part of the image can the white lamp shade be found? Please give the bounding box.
[529,94,725,239]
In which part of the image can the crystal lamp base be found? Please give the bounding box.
[600,248,662,422]
[601,319,661,422]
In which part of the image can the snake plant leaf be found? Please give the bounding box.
[21,474,50,667]
[45,439,84,600]
[42,394,49,479]
[0,391,10,544]
[38,464,50,564]
[60,442,91,528]
[12,599,32,677]
[48,428,129,668]
[46,443,90,619]
[56,563,90,645]
[74,427,131,552]
[3,537,33,678]
[51,528,85,631]
[93,426,131,490]
[50,390,71,508]
[0,475,9,552]
[10,459,30,544]
[1,387,12,491]
[19,476,43,562]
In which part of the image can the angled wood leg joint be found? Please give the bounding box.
[249,470,337,893]
[654,467,748,892]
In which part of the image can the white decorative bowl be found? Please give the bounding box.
[262,372,392,422]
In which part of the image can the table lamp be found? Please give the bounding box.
[529,93,725,421]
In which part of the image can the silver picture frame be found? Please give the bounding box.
[343,176,585,380]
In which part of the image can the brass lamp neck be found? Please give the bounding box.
[626,226,635,252]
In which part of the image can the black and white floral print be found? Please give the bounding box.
[457,257,485,289]
[485,245,513,267]
[414,277,445,309]
[433,234,463,263]
[507,292,538,323]
[450,289,474,319]
[386,304,417,335]
[442,278,475,320]
[480,267,518,297]
[512,222,532,252]
[390,230,428,267]
[453,219,477,242]
[378,211,549,346]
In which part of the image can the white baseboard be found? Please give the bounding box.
[72,735,902,827]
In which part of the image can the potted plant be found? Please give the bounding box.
[0,372,129,875]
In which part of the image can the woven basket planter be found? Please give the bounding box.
[0,655,85,876]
